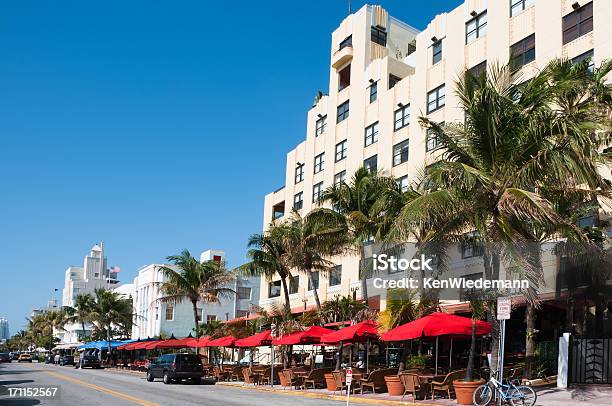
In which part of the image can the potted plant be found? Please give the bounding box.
[324,372,337,391]
[454,301,486,405]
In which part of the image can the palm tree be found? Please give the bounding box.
[319,167,397,300]
[238,223,293,313]
[282,210,348,311]
[64,293,95,342]
[156,250,236,338]
[394,59,611,375]
[88,288,134,356]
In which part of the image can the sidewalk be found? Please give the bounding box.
[534,385,612,406]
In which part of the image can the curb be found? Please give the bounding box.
[216,382,444,406]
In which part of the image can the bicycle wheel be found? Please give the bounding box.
[509,385,537,406]
[473,383,493,406]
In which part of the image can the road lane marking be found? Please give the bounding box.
[42,370,161,406]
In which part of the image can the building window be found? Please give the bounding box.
[432,40,443,64]
[236,310,249,318]
[510,0,535,17]
[510,34,535,67]
[394,105,410,131]
[335,140,347,162]
[389,74,401,89]
[364,155,378,173]
[312,182,324,203]
[289,275,299,294]
[293,192,303,210]
[329,266,342,287]
[308,271,320,291]
[369,81,378,103]
[466,11,487,44]
[572,49,594,72]
[206,315,217,323]
[339,35,352,50]
[460,272,483,301]
[334,171,346,186]
[196,308,203,322]
[426,126,443,152]
[165,306,174,321]
[237,287,251,300]
[364,122,379,147]
[371,26,387,46]
[397,175,409,192]
[314,153,325,173]
[337,100,350,123]
[563,2,593,45]
[338,64,351,91]
[295,163,304,184]
[393,140,409,166]
[268,280,281,298]
[427,85,445,114]
[461,233,484,259]
[315,115,327,136]
[467,60,487,81]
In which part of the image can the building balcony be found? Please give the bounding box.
[332,45,353,69]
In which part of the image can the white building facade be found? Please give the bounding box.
[131,249,260,339]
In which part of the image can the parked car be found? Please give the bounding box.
[79,355,102,369]
[0,353,10,363]
[18,353,33,363]
[10,353,20,361]
[146,353,203,384]
[59,355,75,366]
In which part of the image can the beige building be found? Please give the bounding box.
[259,1,611,314]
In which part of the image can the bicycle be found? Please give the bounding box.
[473,371,537,406]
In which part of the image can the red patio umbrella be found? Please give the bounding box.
[140,340,164,350]
[207,335,237,347]
[320,320,379,344]
[380,312,491,341]
[272,326,335,345]
[184,336,210,348]
[235,330,272,347]
[156,335,195,349]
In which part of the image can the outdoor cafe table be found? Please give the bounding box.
[416,374,446,397]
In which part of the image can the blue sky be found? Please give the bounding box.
[0,0,461,334]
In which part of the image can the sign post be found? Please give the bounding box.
[496,297,511,406]
[270,323,276,388]
[345,367,352,406]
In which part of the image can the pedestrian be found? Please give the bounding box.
[54,353,60,365]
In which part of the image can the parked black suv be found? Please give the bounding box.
[79,355,101,369]
[146,353,203,384]
[0,353,10,363]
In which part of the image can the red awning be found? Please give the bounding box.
[141,340,164,350]
[235,330,272,347]
[155,336,195,349]
[207,335,237,347]
[272,326,335,345]
[320,320,379,344]
[380,312,492,342]
[184,336,210,348]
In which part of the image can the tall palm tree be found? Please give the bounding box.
[282,210,348,311]
[88,288,134,356]
[394,59,611,375]
[319,167,396,300]
[156,250,236,337]
[64,293,95,342]
[238,223,293,313]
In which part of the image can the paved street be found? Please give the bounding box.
[0,362,344,406]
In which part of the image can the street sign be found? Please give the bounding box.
[345,368,353,385]
[497,297,511,320]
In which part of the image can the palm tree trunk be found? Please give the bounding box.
[192,300,200,338]
[106,324,112,365]
[81,320,86,341]
[483,249,500,377]
[466,319,476,381]
[307,269,321,311]
[524,304,536,379]
[335,341,343,370]
[360,244,368,301]
[280,276,291,314]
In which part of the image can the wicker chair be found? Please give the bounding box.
[360,368,398,394]
[431,369,466,400]
[399,373,423,401]
[212,365,231,381]
[303,367,333,389]
[231,365,244,381]
[242,367,261,385]
[282,369,304,389]
[331,370,349,394]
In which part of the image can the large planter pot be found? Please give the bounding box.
[278,370,289,387]
[454,379,485,405]
[384,375,404,396]
[324,373,336,391]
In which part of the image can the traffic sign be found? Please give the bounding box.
[497,297,511,320]
[346,368,353,385]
